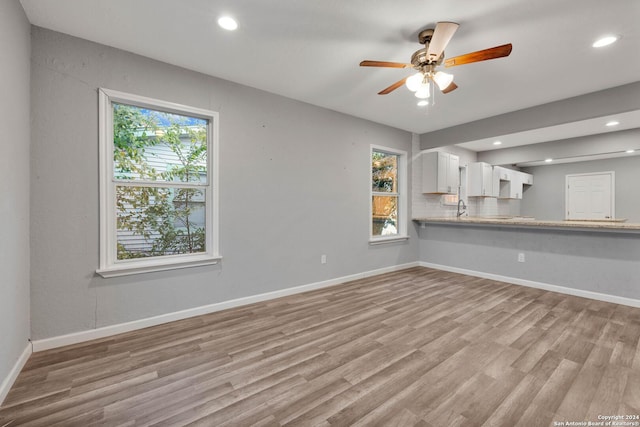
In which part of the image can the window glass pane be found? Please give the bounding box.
[116,185,206,259]
[372,151,398,193]
[372,195,398,236]
[113,103,207,183]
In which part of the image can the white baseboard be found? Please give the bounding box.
[32,262,420,352]
[0,343,32,406]
[420,261,640,308]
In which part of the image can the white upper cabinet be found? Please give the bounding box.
[468,162,494,197]
[505,172,522,199]
[422,151,459,194]
[492,166,533,199]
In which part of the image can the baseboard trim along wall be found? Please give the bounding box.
[0,343,32,405]
[31,260,640,354]
[31,262,420,352]
[420,261,640,309]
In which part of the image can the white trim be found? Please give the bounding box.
[113,180,208,189]
[99,88,217,120]
[32,262,420,352]
[369,236,410,245]
[97,88,221,277]
[0,343,32,406]
[419,261,640,308]
[96,255,222,278]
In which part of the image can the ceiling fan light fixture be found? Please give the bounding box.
[405,73,423,92]
[417,100,429,107]
[433,71,454,91]
[359,22,512,102]
[415,83,431,99]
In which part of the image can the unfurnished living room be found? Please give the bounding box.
[1,1,640,426]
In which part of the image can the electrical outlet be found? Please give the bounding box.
[321,254,327,264]
[518,253,525,263]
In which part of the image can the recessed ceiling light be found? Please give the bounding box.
[605,120,620,127]
[592,35,618,48]
[218,16,238,31]
[493,141,502,146]
[544,158,553,163]
[626,149,635,154]
[417,100,429,107]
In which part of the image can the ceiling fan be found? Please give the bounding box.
[360,22,512,99]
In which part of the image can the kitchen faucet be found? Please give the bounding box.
[457,198,467,217]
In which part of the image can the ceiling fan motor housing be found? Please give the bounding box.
[413,28,444,68]
[418,28,434,44]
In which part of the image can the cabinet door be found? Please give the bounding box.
[438,152,449,193]
[422,151,447,193]
[495,166,511,181]
[469,162,494,197]
[447,154,459,194]
[422,151,458,194]
[492,167,501,197]
[468,163,482,196]
[510,174,522,199]
[481,163,493,196]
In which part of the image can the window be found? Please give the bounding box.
[370,145,408,243]
[97,89,220,277]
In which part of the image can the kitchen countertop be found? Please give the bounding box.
[413,216,640,232]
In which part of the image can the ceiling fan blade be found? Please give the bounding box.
[360,60,413,69]
[444,43,513,67]
[426,21,459,62]
[441,81,458,94]
[378,77,408,95]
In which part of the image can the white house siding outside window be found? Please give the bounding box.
[97,89,220,277]
[370,145,408,244]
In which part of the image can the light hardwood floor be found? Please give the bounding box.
[1,267,640,426]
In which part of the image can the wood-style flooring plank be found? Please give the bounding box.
[1,267,639,426]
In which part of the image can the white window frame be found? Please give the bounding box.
[369,145,408,244]
[97,88,221,278]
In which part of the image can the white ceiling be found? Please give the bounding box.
[19,0,640,142]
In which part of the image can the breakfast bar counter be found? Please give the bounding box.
[413,216,640,233]
[415,216,640,303]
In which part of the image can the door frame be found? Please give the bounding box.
[565,171,615,220]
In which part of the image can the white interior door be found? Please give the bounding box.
[566,172,614,220]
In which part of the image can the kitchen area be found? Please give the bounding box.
[411,82,640,304]
[414,147,640,229]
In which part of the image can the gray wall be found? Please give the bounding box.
[419,224,640,301]
[0,0,31,390]
[30,28,418,340]
[520,155,640,222]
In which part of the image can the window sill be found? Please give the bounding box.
[369,236,409,246]
[97,255,222,278]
